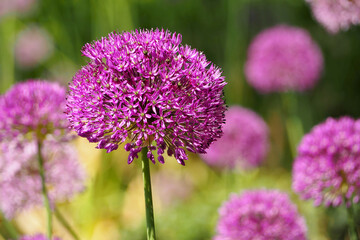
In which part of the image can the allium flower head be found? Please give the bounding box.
[0,80,70,141]
[200,106,268,169]
[307,0,360,33]
[214,190,307,240]
[153,171,193,206]
[66,29,227,165]
[15,26,53,68]
[19,234,61,240]
[293,117,360,207]
[0,0,36,18]
[0,138,85,219]
[245,25,323,93]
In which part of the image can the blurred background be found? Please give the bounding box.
[0,0,360,239]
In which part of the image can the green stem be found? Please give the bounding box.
[223,0,244,104]
[346,204,359,240]
[0,210,19,240]
[37,141,53,240]
[54,207,80,240]
[141,148,156,240]
[281,93,304,159]
[0,15,15,93]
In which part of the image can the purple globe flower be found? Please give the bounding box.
[152,171,193,206]
[66,29,227,165]
[0,80,70,142]
[200,106,268,170]
[15,25,53,69]
[19,234,60,240]
[307,0,360,33]
[0,138,86,218]
[0,0,36,18]
[214,190,307,240]
[293,117,360,207]
[245,25,323,93]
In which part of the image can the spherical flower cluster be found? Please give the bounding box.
[0,138,85,218]
[200,106,268,170]
[214,190,307,240]
[0,80,70,141]
[152,171,193,206]
[293,117,360,207]
[307,0,360,33]
[0,0,36,18]
[66,29,227,165]
[245,25,323,93]
[19,234,60,240]
[15,26,53,68]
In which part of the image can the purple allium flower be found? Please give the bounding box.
[200,106,268,170]
[214,190,307,240]
[19,234,61,240]
[0,80,70,142]
[152,171,193,206]
[66,29,227,165]
[0,138,86,219]
[245,25,323,93]
[0,0,36,18]
[307,0,360,33]
[293,117,360,207]
[15,26,53,68]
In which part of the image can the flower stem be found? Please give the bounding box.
[37,141,53,240]
[0,15,15,93]
[346,204,359,240]
[141,148,156,240]
[281,93,304,159]
[54,207,80,240]
[0,210,19,240]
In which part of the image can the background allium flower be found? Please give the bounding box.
[0,80,70,141]
[19,234,61,240]
[15,26,53,68]
[0,0,36,17]
[293,117,360,207]
[307,0,360,33]
[214,190,307,240]
[200,106,268,169]
[245,25,323,93]
[66,29,227,165]
[152,171,193,206]
[0,139,86,219]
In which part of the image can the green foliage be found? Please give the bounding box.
[0,0,359,239]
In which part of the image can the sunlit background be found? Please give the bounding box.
[0,0,360,239]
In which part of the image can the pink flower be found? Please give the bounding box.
[19,234,60,240]
[200,106,268,170]
[245,25,323,93]
[152,171,193,206]
[0,138,86,219]
[293,117,360,207]
[214,190,307,240]
[66,29,227,165]
[0,0,36,17]
[15,26,53,68]
[308,0,360,33]
[0,80,69,142]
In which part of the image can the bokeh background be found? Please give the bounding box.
[0,0,360,239]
